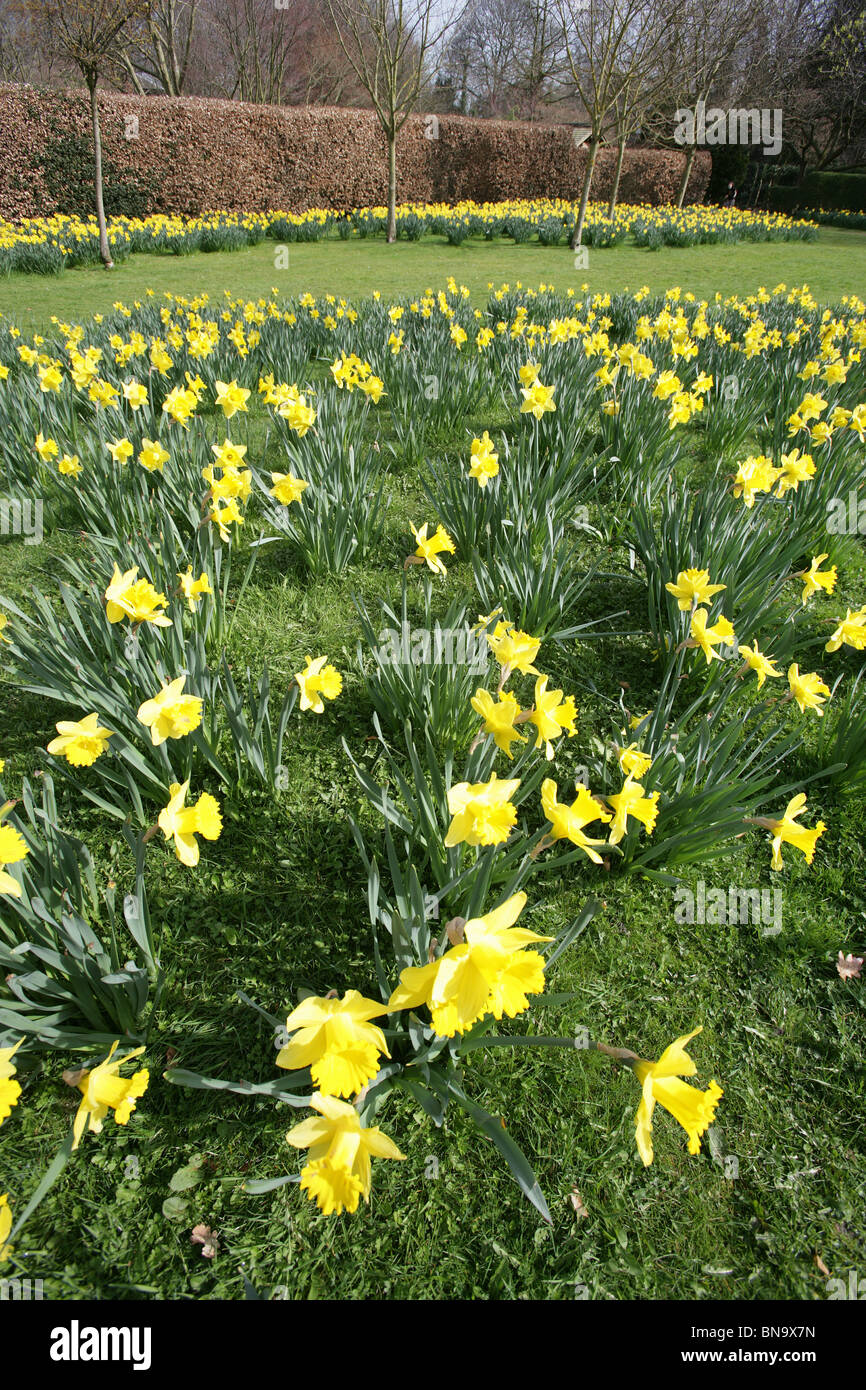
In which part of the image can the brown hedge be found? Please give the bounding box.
[0,83,711,221]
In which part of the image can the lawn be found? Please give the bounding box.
[0,240,864,1303]
[2,226,866,331]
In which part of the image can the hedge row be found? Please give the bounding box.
[0,84,711,222]
[768,171,866,214]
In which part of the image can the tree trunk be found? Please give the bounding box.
[675,143,697,209]
[570,133,600,250]
[387,133,397,244]
[608,135,627,218]
[88,77,114,269]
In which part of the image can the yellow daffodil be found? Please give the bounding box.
[106,438,133,465]
[0,816,29,898]
[295,655,342,713]
[138,438,169,472]
[470,688,525,758]
[486,621,541,678]
[631,1026,722,1166]
[158,780,222,866]
[606,775,660,845]
[178,567,212,611]
[71,1041,149,1151]
[761,792,826,870]
[519,380,556,419]
[34,432,59,461]
[47,713,113,766]
[737,643,782,688]
[540,778,610,863]
[527,674,578,759]
[665,569,726,611]
[137,676,203,745]
[688,608,735,664]
[388,891,552,1036]
[0,1038,24,1126]
[775,449,815,497]
[287,1092,405,1216]
[408,522,456,575]
[270,472,308,505]
[618,743,653,778]
[825,606,866,652]
[799,554,837,605]
[468,431,499,487]
[787,663,830,715]
[445,773,520,847]
[732,453,780,507]
[105,565,172,627]
[277,991,390,1098]
[214,378,250,417]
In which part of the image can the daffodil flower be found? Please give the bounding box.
[799,554,837,605]
[631,1027,722,1166]
[825,607,866,653]
[407,522,456,576]
[137,677,203,746]
[527,675,577,759]
[750,793,826,871]
[388,892,552,1036]
[47,713,114,766]
[287,1093,405,1216]
[277,991,390,1098]
[664,568,726,611]
[105,565,172,628]
[295,655,342,713]
[787,663,830,715]
[605,775,660,845]
[0,815,29,898]
[0,1194,13,1261]
[158,781,222,866]
[0,1038,24,1126]
[178,567,212,611]
[540,778,610,863]
[445,773,520,848]
[470,688,525,758]
[737,643,782,688]
[486,621,541,681]
[70,1041,149,1151]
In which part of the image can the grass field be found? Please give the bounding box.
[0,238,865,1302]
[2,226,866,331]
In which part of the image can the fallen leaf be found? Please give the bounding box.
[569,1186,589,1218]
[191,1223,219,1258]
[836,951,863,980]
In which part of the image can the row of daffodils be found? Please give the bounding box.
[0,198,817,275]
[0,272,863,1242]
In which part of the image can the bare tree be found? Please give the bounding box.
[772,0,866,178]
[643,0,757,207]
[442,0,565,118]
[0,0,67,83]
[118,0,199,95]
[28,0,146,266]
[558,0,678,246]
[327,0,466,242]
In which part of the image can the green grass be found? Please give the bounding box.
[1,243,865,1301]
[2,227,866,333]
